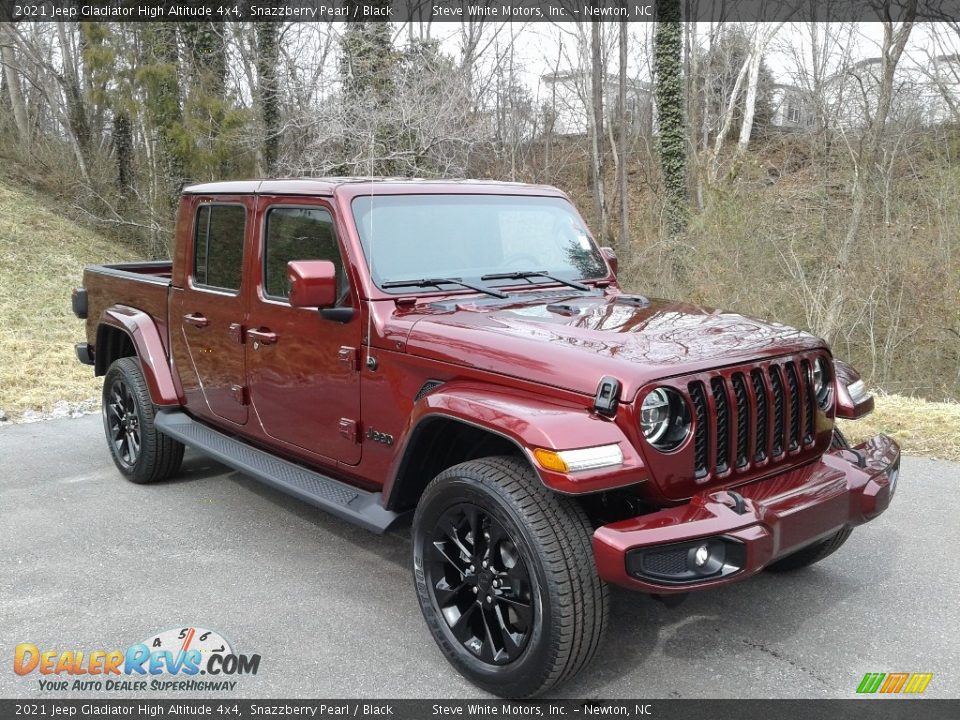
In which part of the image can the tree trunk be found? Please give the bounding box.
[0,24,30,145]
[256,22,281,175]
[617,18,629,253]
[818,6,917,341]
[653,0,688,237]
[589,19,608,242]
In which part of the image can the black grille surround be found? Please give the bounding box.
[636,353,832,494]
[685,354,827,483]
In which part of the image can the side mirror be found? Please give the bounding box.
[287,260,337,309]
[601,246,618,276]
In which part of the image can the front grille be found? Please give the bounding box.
[690,357,818,481]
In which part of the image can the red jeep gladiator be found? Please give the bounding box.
[73,178,899,697]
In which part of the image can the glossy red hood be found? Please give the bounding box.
[392,293,826,400]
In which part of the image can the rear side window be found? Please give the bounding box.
[194,204,245,291]
[264,207,347,300]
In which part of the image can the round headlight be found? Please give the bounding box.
[640,387,690,451]
[812,357,831,409]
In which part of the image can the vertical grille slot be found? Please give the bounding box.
[751,369,768,462]
[770,365,785,457]
[732,373,750,468]
[689,381,709,480]
[710,378,729,473]
[785,361,802,451]
[801,359,815,444]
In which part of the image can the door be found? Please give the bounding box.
[245,200,362,464]
[170,202,249,426]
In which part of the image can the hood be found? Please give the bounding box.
[397,293,826,399]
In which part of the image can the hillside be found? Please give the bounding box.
[0,178,957,459]
[0,179,135,418]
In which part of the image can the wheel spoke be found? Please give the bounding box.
[498,595,532,627]
[433,577,467,608]
[441,518,472,560]
[430,540,467,576]
[494,604,522,654]
[478,606,500,663]
[449,603,477,643]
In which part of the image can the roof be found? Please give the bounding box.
[182,177,564,197]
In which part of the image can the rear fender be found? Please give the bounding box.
[386,382,646,504]
[96,306,179,406]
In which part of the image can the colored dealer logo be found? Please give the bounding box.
[856,672,933,694]
[13,627,260,692]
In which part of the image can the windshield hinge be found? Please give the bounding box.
[593,376,621,417]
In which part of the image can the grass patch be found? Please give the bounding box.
[0,180,135,416]
[839,394,960,462]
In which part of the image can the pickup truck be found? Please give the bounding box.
[73,178,899,697]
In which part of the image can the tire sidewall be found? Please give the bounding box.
[413,473,556,694]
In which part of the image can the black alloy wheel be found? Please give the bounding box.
[425,502,534,664]
[105,376,141,468]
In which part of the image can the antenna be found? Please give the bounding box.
[365,127,375,368]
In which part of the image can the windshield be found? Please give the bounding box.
[350,194,607,293]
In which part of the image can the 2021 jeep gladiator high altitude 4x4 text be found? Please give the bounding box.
[73,178,899,697]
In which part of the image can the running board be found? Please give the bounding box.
[155,411,400,534]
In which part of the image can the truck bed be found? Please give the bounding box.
[82,261,172,350]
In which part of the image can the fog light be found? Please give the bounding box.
[694,544,710,567]
[626,538,747,584]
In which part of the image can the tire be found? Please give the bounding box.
[412,456,608,698]
[765,526,853,572]
[101,357,184,484]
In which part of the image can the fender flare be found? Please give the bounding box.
[96,305,179,406]
[385,381,646,501]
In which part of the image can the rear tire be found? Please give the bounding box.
[766,526,853,572]
[102,357,184,484]
[412,456,608,698]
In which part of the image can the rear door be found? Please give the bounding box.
[170,200,250,426]
[245,198,362,464]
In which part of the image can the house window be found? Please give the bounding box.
[787,104,801,124]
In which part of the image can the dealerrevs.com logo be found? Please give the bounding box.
[14,627,261,692]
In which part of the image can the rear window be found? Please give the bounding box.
[194,205,245,291]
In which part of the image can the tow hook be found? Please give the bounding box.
[726,490,748,515]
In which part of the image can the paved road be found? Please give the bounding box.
[1,415,957,699]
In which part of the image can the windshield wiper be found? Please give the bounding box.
[480,270,590,292]
[380,277,508,299]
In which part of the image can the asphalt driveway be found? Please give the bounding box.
[1,415,957,699]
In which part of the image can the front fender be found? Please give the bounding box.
[97,305,179,406]
[388,381,647,496]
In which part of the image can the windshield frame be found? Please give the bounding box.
[348,191,611,297]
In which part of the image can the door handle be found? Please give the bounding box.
[248,328,278,346]
[183,313,209,329]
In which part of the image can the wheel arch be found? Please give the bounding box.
[95,306,180,406]
[383,382,646,512]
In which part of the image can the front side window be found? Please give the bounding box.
[194,204,245,291]
[264,207,347,301]
[351,194,606,293]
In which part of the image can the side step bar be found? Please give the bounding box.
[155,410,400,534]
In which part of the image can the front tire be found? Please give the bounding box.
[102,357,184,484]
[412,456,608,698]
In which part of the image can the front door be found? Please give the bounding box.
[245,199,362,464]
[170,201,249,426]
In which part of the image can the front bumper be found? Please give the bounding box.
[593,434,900,593]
